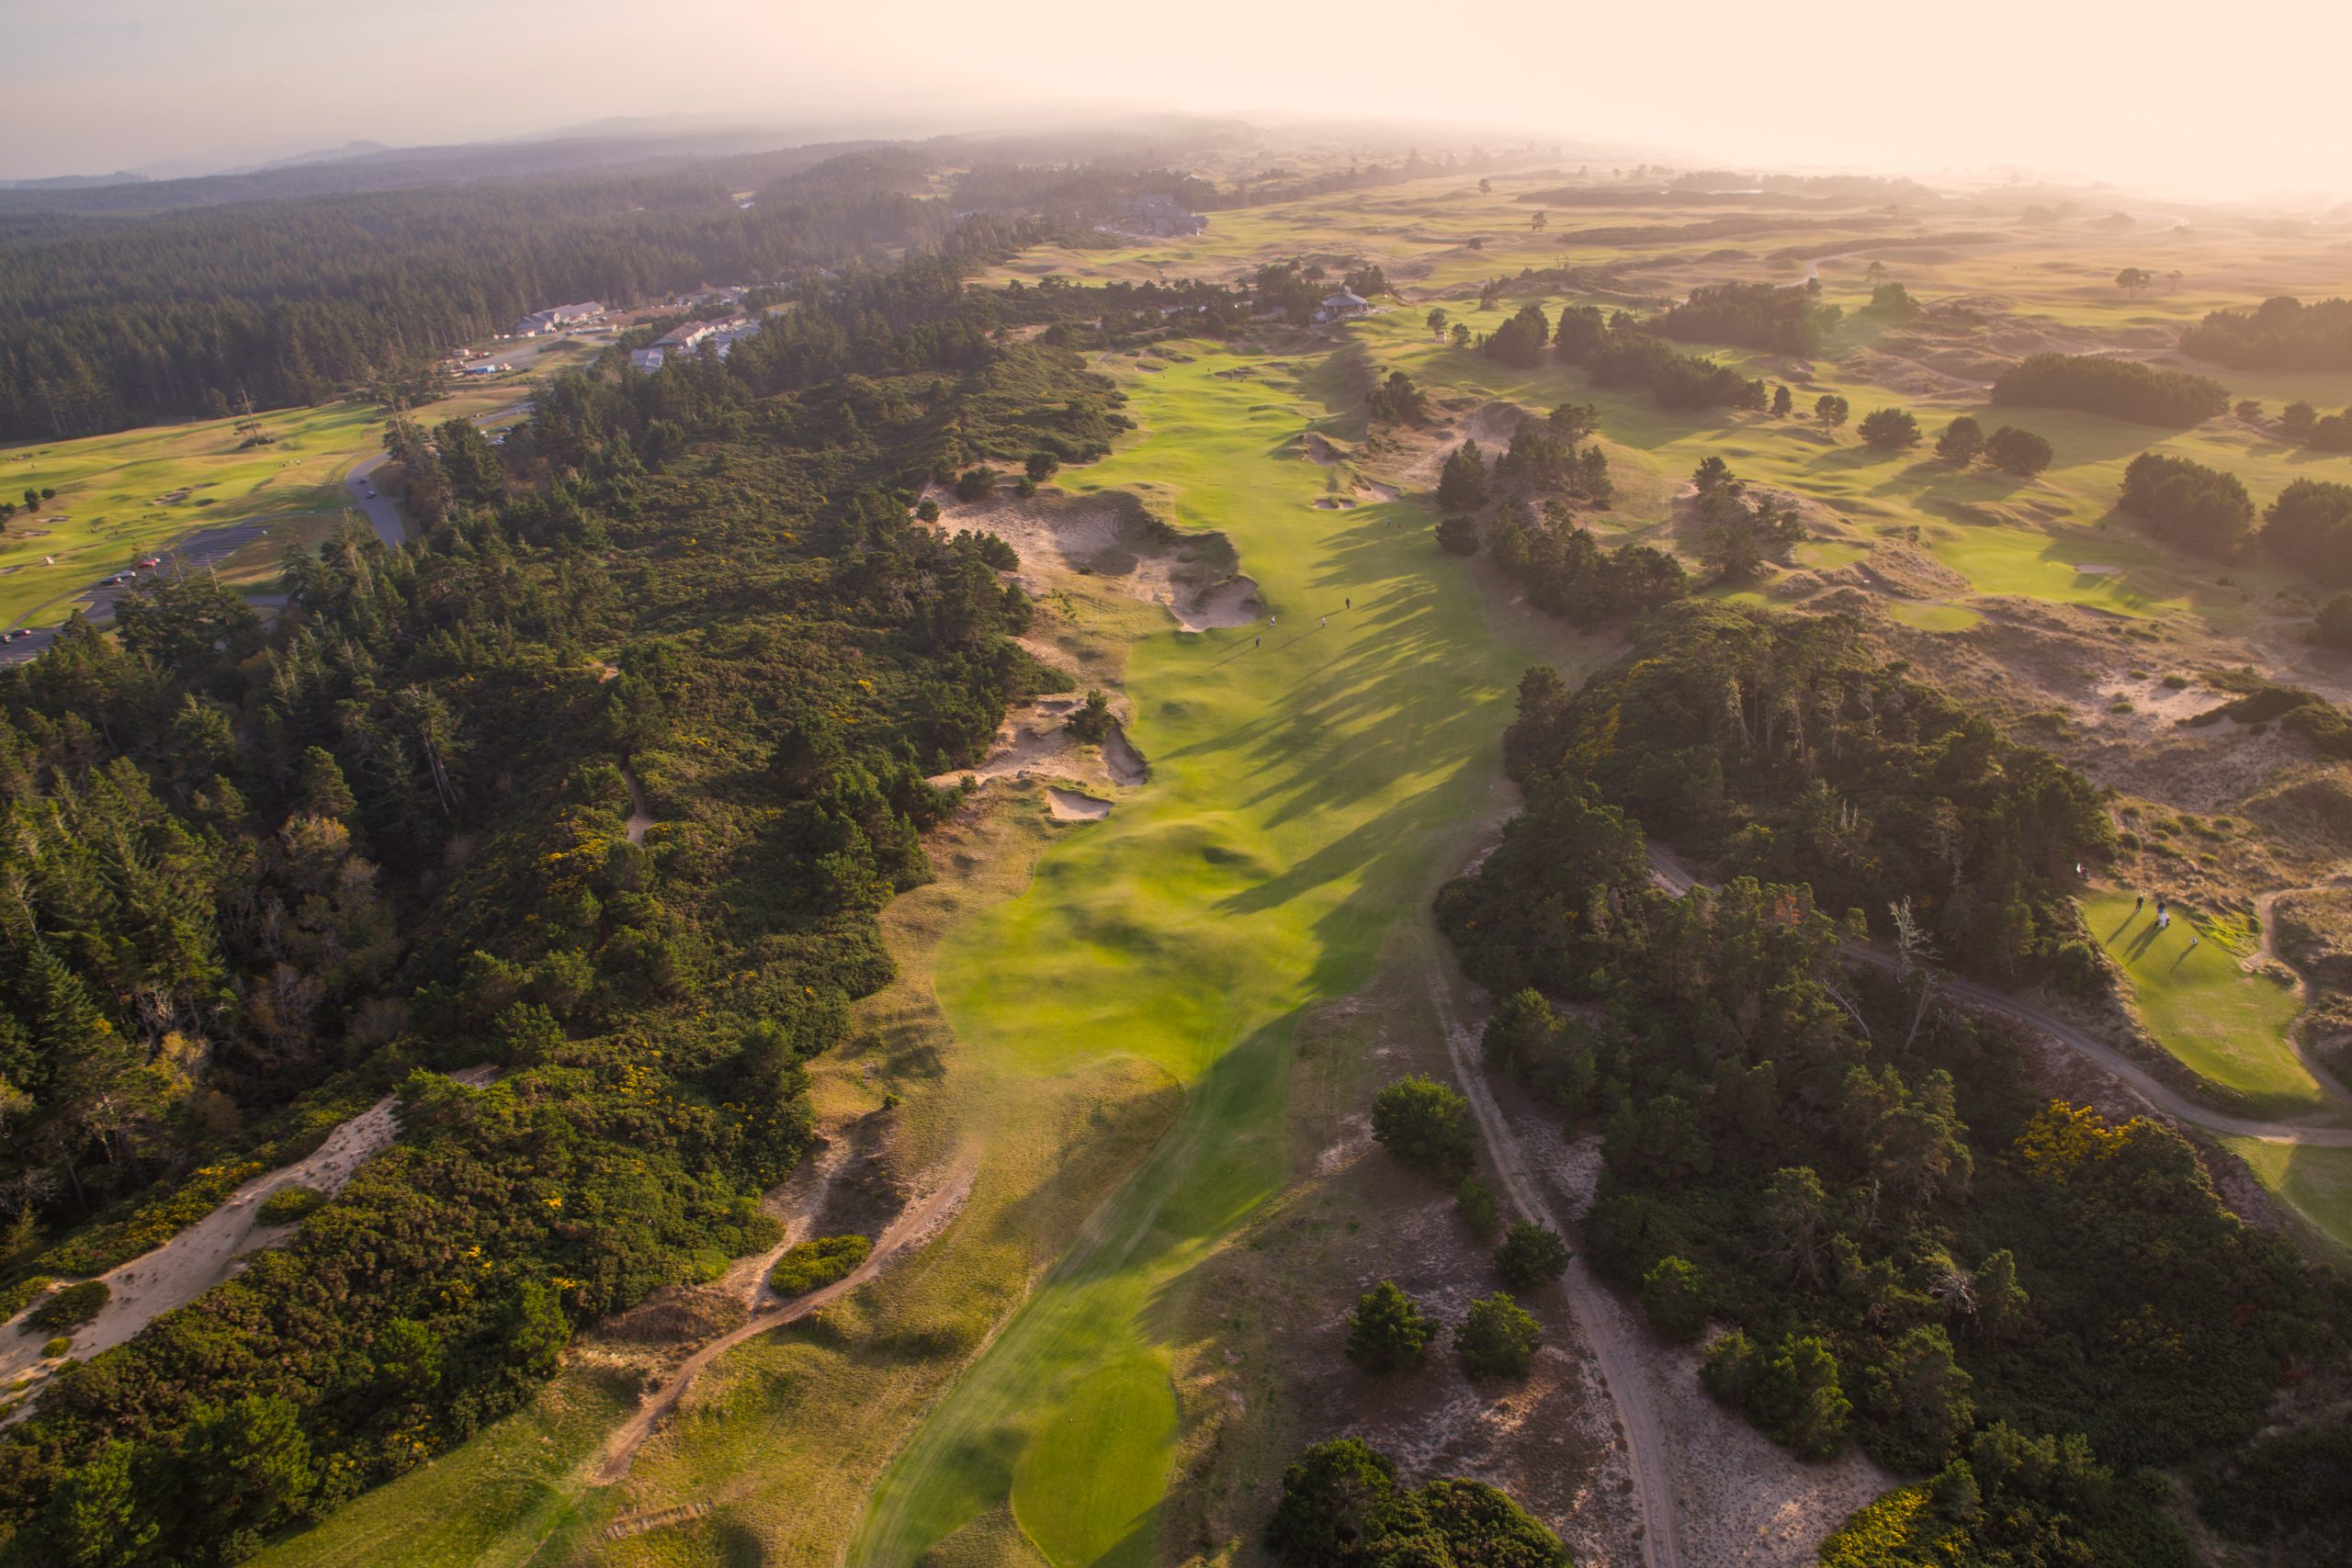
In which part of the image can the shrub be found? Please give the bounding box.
[953,466,997,502]
[26,1280,108,1334]
[1640,1256,1708,1340]
[2317,592,2352,650]
[1023,450,1060,483]
[255,1185,326,1226]
[1936,415,1984,466]
[40,1337,71,1359]
[769,1234,872,1296]
[2263,479,2352,586]
[1456,1174,1501,1240]
[1984,425,2054,476]
[1858,408,1921,449]
[1493,1222,1571,1292]
[1344,1280,1436,1373]
[1456,1292,1542,1379]
[2118,452,2256,555]
[916,498,941,523]
[1265,1438,1565,1568]
[1067,689,1113,742]
[1371,1076,1475,1176]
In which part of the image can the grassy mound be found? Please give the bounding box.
[25,1280,107,1335]
[770,1235,872,1297]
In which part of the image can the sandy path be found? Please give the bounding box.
[623,764,653,845]
[0,1066,498,1403]
[1644,844,2352,1147]
[1419,921,1680,1568]
[591,1161,977,1486]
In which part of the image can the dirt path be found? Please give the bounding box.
[0,1066,498,1407]
[622,764,652,845]
[590,1161,976,1486]
[1419,922,1680,1568]
[1645,843,2352,1148]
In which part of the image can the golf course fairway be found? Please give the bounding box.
[847,342,1555,1566]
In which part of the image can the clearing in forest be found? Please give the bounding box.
[2082,890,2342,1122]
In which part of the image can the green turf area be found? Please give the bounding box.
[2220,1139,2352,1261]
[243,1370,633,1568]
[0,353,573,628]
[847,342,1566,1568]
[2083,892,2341,1122]
[1886,602,1982,632]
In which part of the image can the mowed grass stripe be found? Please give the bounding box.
[848,341,1534,1567]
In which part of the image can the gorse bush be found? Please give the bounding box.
[1455,1292,1542,1380]
[254,1186,326,1226]
[1371,1076,1476,1177]
[1344,1281,1435,1373]
[1493,1222,1571,1292]
[769,1234,872,1296]
[1264,1438,1567,1568]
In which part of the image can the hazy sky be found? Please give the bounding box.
[12,0,2350,199]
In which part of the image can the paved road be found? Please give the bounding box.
[0,519,271,667]
[1644,842,2352,1148]
[6,401,536,665]
[345,400,536,550]
[343,453,403,549]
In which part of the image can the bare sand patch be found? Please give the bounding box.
[1359,479,1402,502]
[1302,433,1344,466]
[1171,575,1261,633]
[1046,788,1113,821]
[926,484,1250,635]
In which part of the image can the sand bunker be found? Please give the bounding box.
[1103,727,1148,785]
[2072,563,2122,575]
[1170,575,1261,633]
[1302,433,1343,466]
[1357,479,1402,502]
[1311,497,1356,510]
[925,486,1250,636]
[1046,788,1113,821]
[0,1066,498,1412]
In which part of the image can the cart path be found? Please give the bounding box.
[1644,844,2352,1148]
[591,1161,977,1486]
[1420,919,1680,1568]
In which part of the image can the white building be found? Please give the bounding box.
[512,300,606,336]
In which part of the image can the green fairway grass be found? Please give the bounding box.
[847,342,1570,1568]
[2220,1139,2352,1260]
[0,352,575,628]
[2083,892,2341,1122]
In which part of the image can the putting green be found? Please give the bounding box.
[2083,892,2338,1122]
[848,341,1555,1566]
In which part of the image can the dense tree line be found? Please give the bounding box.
[1456,604,2112,987]
[1438,630,2340,1564]
[0,234,1130,1563]
[1487,502,1690,626]
[2182,296,2352,371]
[0,148,1136,441]
[2117,452,2257,555]
[1652,279,1842,355]
[1555,305,1767,412]
[1988,353,2230,426]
